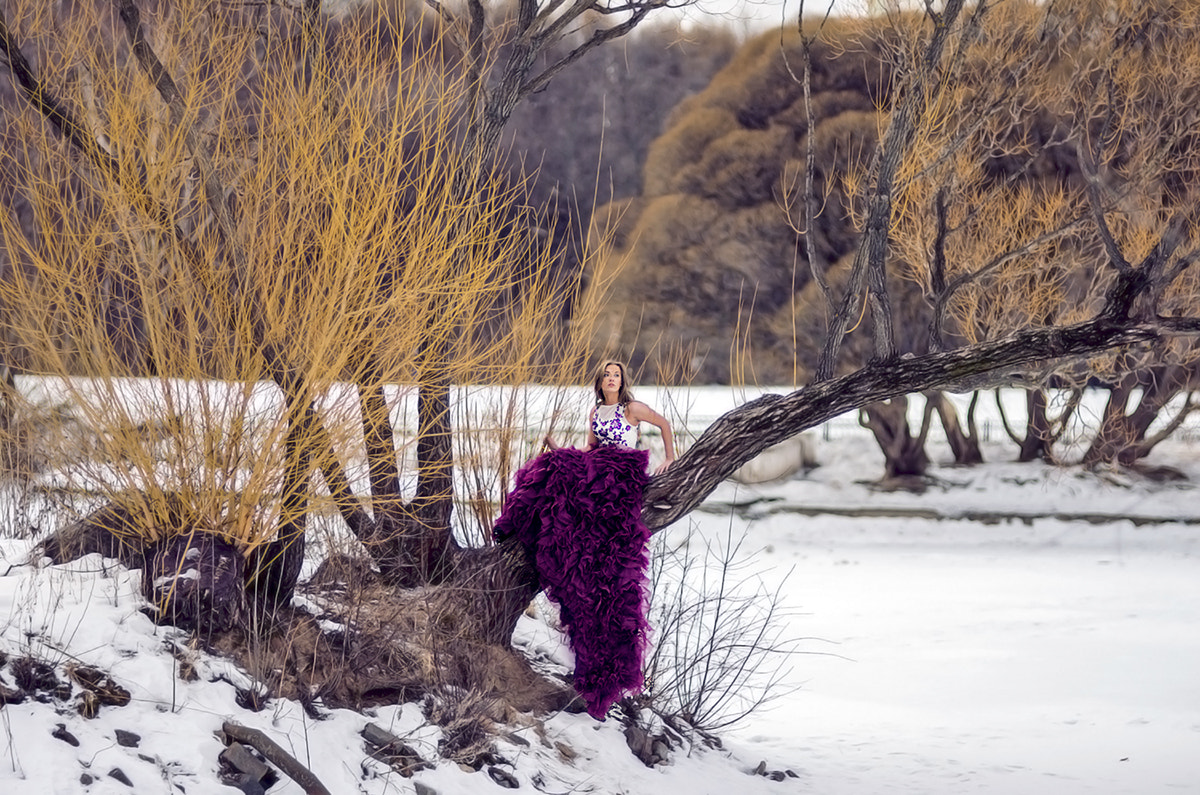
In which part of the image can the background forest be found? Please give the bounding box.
[5,0,1198,477]
[512,0,1200,479]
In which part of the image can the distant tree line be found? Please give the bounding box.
[505,22,738,212]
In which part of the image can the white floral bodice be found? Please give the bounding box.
[592,402,638,448]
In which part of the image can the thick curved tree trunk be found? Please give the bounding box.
[1016,388,1055,462]
[859,396,931,479]
[1081,373,1137,466]
[995,388,1080,463]
[641,313,1197,531]
[442,542,540,646]
[1083,365,1195,466]
[247,395,313,609]
[927,390,984,466]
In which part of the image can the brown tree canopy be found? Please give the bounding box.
[591,19,892,383]
[591,0,1200,387]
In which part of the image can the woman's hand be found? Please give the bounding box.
[653,456,675,475]
[542,434,559,452]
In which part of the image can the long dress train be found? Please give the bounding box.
[493,446,652,719]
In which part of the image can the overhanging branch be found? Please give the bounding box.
[643,313,1198,531]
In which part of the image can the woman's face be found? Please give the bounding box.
[602,364,623,394]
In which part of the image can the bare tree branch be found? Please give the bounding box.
[221,722,331,795]
[644,303,1200,530]
[781,4,836,317]
[1138,389,1199,452]
[929,216,1088,346]
[994,388,1023,445]
[1077,143,1133,275]
[815,0,970,381]
[1049,388,1082,445]
[519,7,659,98]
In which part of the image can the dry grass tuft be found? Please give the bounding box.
[424,689,502,764]
[197,560,574,717]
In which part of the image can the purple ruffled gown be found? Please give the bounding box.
[493,445,652,719]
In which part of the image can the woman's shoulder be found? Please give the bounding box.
[623,400,649,419]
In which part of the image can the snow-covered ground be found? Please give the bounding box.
[1,385,1198,793]
[706,433,1200,795]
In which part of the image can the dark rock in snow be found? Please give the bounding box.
[220,741,274,785]
[487,766,519,788]
[361,722,431,777]
[652,740,670,763]
[52,723,80,746]
[230,774,267,795]
[115,728,141,747]
[0,684,25,705]
[107,766,134,786]
[503,731,531,747]
[624,724,651,757]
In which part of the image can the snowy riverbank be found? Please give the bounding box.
[2,385,1199,793]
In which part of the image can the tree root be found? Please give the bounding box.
[221,721,331,795]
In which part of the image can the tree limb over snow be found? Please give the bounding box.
[643,314,1200,531]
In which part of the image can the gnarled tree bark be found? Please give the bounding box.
[1082,364,1200,466]
[927,390,984,466]
[859,396,932,480]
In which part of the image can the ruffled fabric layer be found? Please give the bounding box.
[493,446,651,719]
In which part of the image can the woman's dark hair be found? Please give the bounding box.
[593,360,635,406]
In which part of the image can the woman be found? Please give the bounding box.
[495,361,671,719]
[544,360,676,475]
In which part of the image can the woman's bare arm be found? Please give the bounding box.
[547,407,598,451]
[627,401,676,474]
[585,406,599,450]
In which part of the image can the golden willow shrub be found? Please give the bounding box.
[0,1,609,553]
